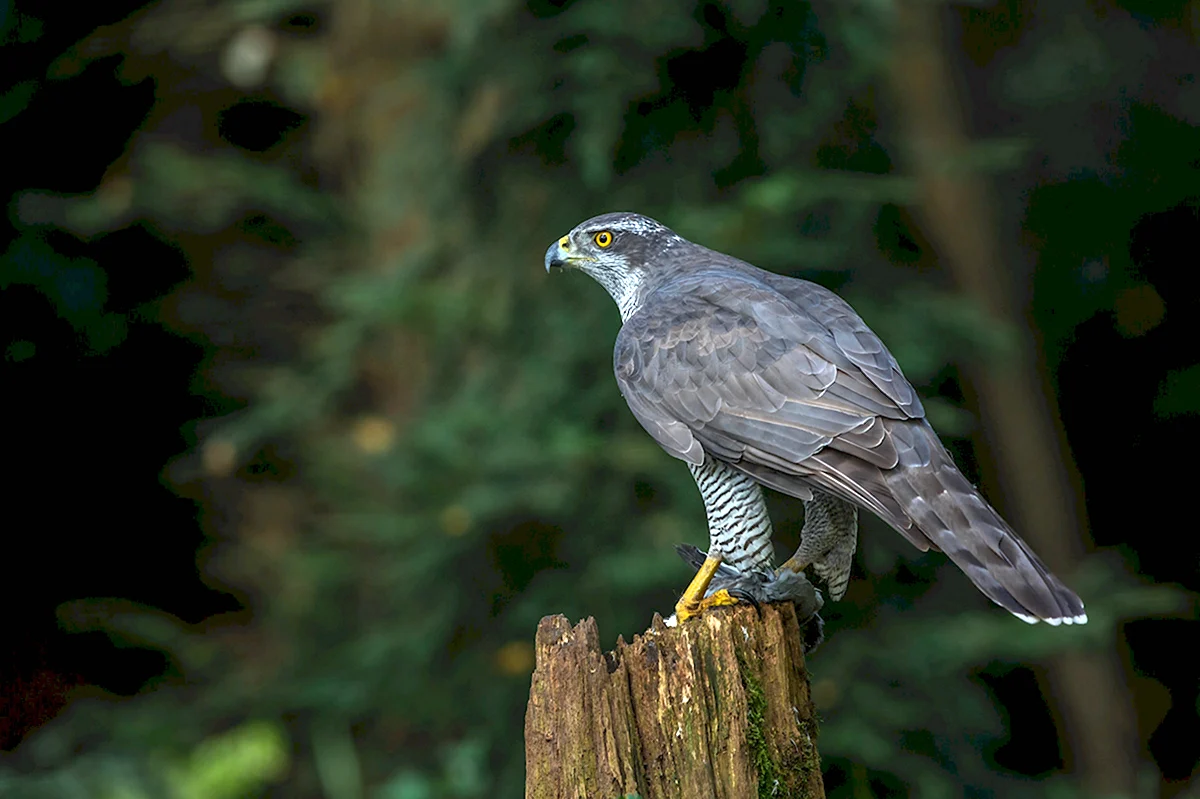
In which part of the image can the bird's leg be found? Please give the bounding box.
[778,524,821,574]
[778,492,858,601]
[676,458,775,622]
[777,554,808,574]
[778,494,838,572]
[777,546,819,591]
[778,535,823,575]
[674,553,741,623]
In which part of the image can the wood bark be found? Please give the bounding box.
[524,604,824,799]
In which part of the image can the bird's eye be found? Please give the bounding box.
[594,231,613,248]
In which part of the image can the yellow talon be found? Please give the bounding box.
[700,588,738,609]
[674,556,740,623]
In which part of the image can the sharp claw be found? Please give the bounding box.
[728,588,760,610]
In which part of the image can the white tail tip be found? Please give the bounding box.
[1011,610,1088,625]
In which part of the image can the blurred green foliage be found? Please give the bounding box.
[1,0,1195,797]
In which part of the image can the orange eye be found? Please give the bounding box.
[594,231,613,248]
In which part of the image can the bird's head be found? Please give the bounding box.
[545,211,683,317]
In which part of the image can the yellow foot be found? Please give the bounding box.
[777,555,809,575]
[674,555,741,623]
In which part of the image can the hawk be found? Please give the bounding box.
[545,211,1086,627]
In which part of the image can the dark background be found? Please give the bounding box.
[1,0,1197,796]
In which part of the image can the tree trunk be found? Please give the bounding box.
[524,604,824,799]
[883,3,1137,793]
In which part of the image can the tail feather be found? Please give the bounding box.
[883,422,1086,625]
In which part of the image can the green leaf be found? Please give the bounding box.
[169,721,289,799]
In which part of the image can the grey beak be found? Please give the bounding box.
[545,241,566,273]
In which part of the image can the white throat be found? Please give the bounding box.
[586,265,647,322]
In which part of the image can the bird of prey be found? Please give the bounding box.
[545,211,1087,627]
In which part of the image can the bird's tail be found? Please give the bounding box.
[882,422,1087,625]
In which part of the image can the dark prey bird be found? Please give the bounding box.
[545,211,1086,627]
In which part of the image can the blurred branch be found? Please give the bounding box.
[884,2,1137,793]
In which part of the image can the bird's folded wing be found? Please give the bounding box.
[614,270,929,546]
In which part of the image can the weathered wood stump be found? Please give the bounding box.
[524,603,824,799]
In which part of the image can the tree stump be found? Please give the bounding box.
[524,603,824,799]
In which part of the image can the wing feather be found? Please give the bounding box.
[613,271,918,484]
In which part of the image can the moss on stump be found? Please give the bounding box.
[524,603,824,799]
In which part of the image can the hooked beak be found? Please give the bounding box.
[545,236,570,273]
[547,239,564,271]
[545,235,594,273]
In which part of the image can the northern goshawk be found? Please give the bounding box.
[545,211,1086,627]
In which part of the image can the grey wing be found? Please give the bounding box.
[613,270,930,551]
[759,271,924,418]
